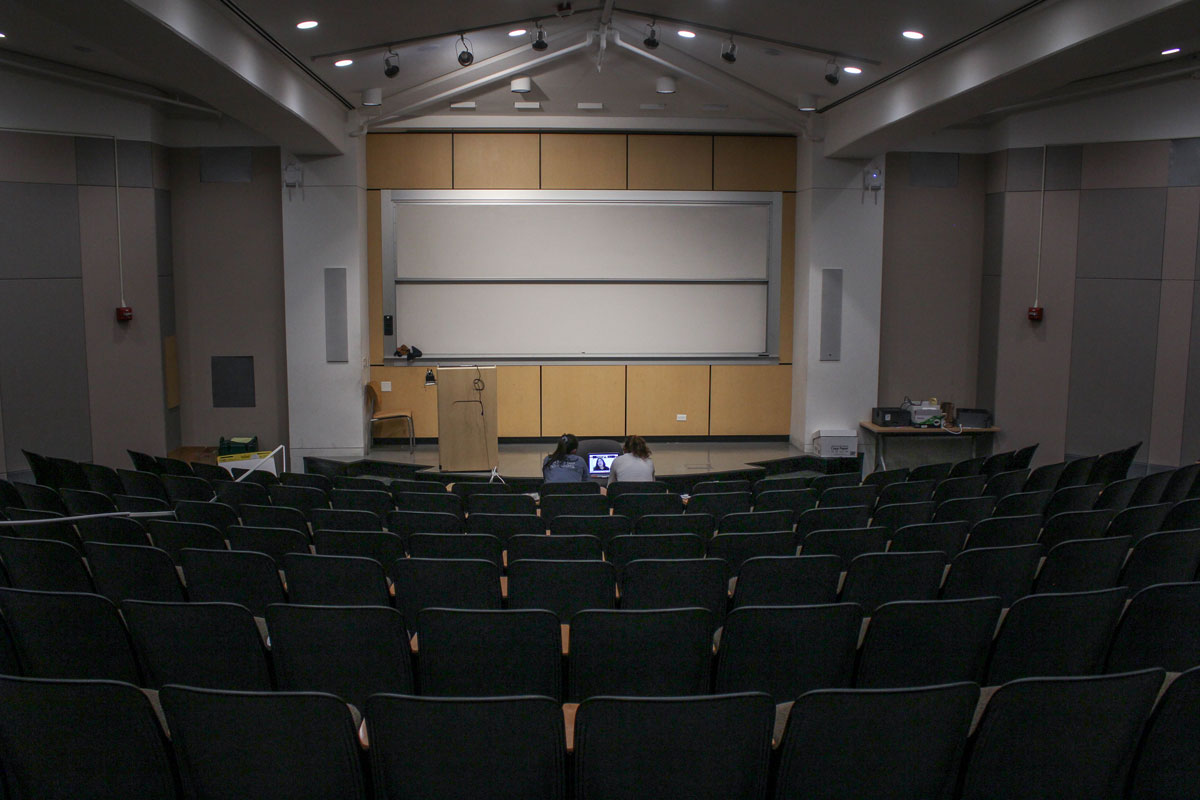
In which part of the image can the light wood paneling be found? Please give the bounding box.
[366,133,453,189]
[367,190,383,365]
[498,365,541,437]
[626,365,710,436]
[541,366,625,437]
[779,192,796,364]
[540,134,627,189]
[370,366,439,438]
[710,365,792,435]
[713,136,797,191]
[453,133,540,189]
[627,135,712,190]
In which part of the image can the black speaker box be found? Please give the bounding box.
[872,407,911,427]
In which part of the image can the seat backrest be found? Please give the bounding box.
[931,475,987,505]
[839,551,947,613]
[226,525,311,564]
[795,506,873,539]
[390,558,502,633]
[1094,475,1141,511]
[1034,535,1131,593]
[366,695,566,800]
[1039,507,1117,549]
[508,534,602,562]
[982,469,1030,501]
[870,501,936,535]
[329,488,393,518]
[753,488,819,518]
[619,558,728,630]
[0,588,140,683]
[172,500,239,535]
[573,693,774,800]
[122,600,272,691]
[876,479,937,507]
[800,526,889,567]
[932,495,997,526]
[691,479,753,495]
[539,493,609,524]
[605,481,668,502]
[0,675,178,800]
[774,682,979,800]
[537,480,602,496]
[280,471,334,493]
[60,487,117,516]
[1106,581,1200,673]
[240,503,309,535]
[161,475,215,504]
[1043,483,1104,521]
[416,608,562,700]
[715,603,862,701]
[818,484,879,509]
[451,481,511,501]
[265,603,413,709]
[506,559,616,621]
[549,514,629,546]
[861,468,910,488]
[1119,529,1200,593]
[706,532,796,574]
[611,492,684,521]
[469,512,548,542]
[79,462,125,498]
[1010,443,1039,469]
[84,542,186,603]
[393,491,463,517]
[717,509,794,533]
[267,484,330,520]
[1107,502,1173,543]
[332,476,382,492]
[11,481,68,514]
[75,515,151,547]
[385,509,463,536]
[0,535,92,592]
[1127,665,1200,800]
[855,596,1002,688]
[313,529,406,567]
[568,608,714,701]
[890,521,968,560]
[948,456,986,478]
[2,507,85,550]
[116,469,168,503]
[942,544,1043,606]
[388,478,448,496]
[1161,498,1200,532]
[985,587,1128,685]
[732,555,842,607]
[467,493,537,516]
[127,450,162,474]
[686,491,753,528]
[959,669,1164,800]
[1128,469,1174,507]
[311,507,382,532]
[180,548,286,616]
[753,476,810,496]
[1056,455,1099,489]
[409,532,504,566]
[161,685,368,800]
[993,489,1053,518]
[810,472,862,494]
[981,450,1016,478]
[633,512,713,537]
[1160,463,1200,503]
[966,514,1042,550]
[146,519,227,565]
[281,552,390,607]
[1088,442,1142,487]
[1023,461,1067,492]
[606,534,705,576]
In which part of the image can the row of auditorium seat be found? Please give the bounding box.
[0,666,1196,800]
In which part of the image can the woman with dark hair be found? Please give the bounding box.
[608,435,654,485]
[542,433,587,482]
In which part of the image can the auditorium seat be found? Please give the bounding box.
[993,489,1053,518]
[870,501,936,535]
[75,515,151,546]
[467,492,537,516]
[314,529,406,566]
[611,492,684,522]
[1119,529,1200,592]
[393,491,463,517]
[685,491,753,530]
[860,467,909,488]
[605,534,705,578]
[385,509,463,538]
[1042,483,1103,521]
[818,484,878,509]
[932,495,996,526]
[240,503,310,535]
[79,462,125,498]
[619,558,727,631]
[876,479,937,506]
[1106,582,1200,673]
[1094,475,1140,511]
[948,456,986,478]
[717,509,793,533]
[470,511,547,542]
[390,558,502,634]
[11,481,68,514]
[0,535,93,592]
[329,487,393,518]
[117,469,169,504]
[1039,508,1117,549]
[965,514,1042,550]
[154,456,194,476]
[113,494,171,514]
[279,471,333,494]
[889,520,968,560]
[572,693,773,800]
[506,558,616,621]
[1034,536,1130,593]
[1127,665,1200,800]
[706,531,796,574]
[1023,461,1067,493]
[1107,502,1173,542]
[1055,455,1099,489]
[982,468,1030,501]
[508,534,603,562]
[795,506,872,539]
[267,484,330,521]
[800,526,889,567]
[1128,469,1174,507]
[60,487,117,516]
[730,555,841,607]
[161,474,215,503]
[839,551,946,612]
[172,499,239,535]
[281,552,390,607]
[1161,498,1200,531]
[931,475,987,504]
[84,542,186,603]
[809,472,861,494]
[632,512,711,537]
[941,544,1042,606]
[180,548,286,616]
[146,520,227,564]
[313,507,384,532]
[227,525,311,564]
[540,493,608,525]
[1159,463,1200,503]
[408,532,504,566]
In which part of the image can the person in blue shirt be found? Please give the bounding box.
[542,433,588,482]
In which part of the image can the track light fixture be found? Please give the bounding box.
[643,21,659,49]
[456,34,474,67]
[383,49,399,78]
[721,37,737,63]
[531,22,548,51]
[824,59,839,85]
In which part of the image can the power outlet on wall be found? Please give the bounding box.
[676,414,687,421]
[381,381,392,392]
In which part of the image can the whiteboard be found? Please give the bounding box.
[383,190,782,360]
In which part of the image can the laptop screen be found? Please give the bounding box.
[587,453,619,476]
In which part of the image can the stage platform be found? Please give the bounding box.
[306,441,861,494]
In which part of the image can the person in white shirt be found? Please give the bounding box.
[608,435,655,485]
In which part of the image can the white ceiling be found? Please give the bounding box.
[2,0,1198,153]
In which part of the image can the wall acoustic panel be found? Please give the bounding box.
[626,365,709,436]
[628,135,712,190]
[366,133,452,189]
[1163,187,1200,281]
[1148,280,1194,466]
[710,365,791,435]
[541,366,625,437]
[819,269,842,361]
[1076,188,1166,280]
[540,134,627,189]
[497,365,541,437]
[1183,280,1200,464]
[211,356,256,408]
[0,183,81,279]
[324,267,349,363]
[0,131,76,184]
[1065,278,1160,459]
[453,133,540,189]
[367,190,384,364]
[0,279,93,467]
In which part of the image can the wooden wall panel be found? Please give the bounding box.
[541,134,627,189]
[366,133,452,189]
[713,136,797,191]
[369,366,439,438]
[710,365,792,435]
[627,135,713,190]
[497,365,541,437]
[626,365,710,436]
[780,192,796,364]
[541,366,625,437]
[367,190,383,365]
[453,133,540,189]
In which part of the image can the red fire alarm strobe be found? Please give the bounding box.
[116,306,133,322]
[1027,306,1044,322]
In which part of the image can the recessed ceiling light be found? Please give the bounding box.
[449,101,476,110]
[334,59,353,67]
[577,102,604,110]
[296,20,318,30]
[0,32,8,38]
[843,65,862,74]
[677,30,696,39]
[508,28,527,37]
[1162,47,1181,55]
[902,30,924,40]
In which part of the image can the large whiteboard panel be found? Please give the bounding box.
[395,283,768,357]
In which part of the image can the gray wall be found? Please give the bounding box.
[0,131,172,479]
[974,139,1200,470]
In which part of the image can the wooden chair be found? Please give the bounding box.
[366,383,414,453]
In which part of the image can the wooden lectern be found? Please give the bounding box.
[436,366,499,472]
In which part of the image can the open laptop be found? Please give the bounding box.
[587,452,619,477]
